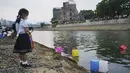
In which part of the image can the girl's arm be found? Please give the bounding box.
[22,20,31,34]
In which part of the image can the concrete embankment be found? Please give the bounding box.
[35,18,130,31]
[37,24,130,31]
[0,37,89,73]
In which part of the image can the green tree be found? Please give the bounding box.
[79,10,95,20]
[51,18,59,28]
[96,0,114,19]
[121,1,130,17]
[96,0,130,19]
[51,18,58,24]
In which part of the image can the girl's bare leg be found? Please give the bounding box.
[19,53,26,62]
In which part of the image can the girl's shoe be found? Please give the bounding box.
[20,63,31,67]
[20,61,31,67]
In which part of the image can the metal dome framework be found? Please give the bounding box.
[68,0,76,4]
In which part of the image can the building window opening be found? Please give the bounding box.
[70,18,72,20]
[70,13,72,16]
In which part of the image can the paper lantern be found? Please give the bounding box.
[120,44,127,50]
[99,60,108,73]
[72,49,79,57]
[56,47,63,53]
[90,60,99,72]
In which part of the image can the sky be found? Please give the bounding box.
[0,0,101,23]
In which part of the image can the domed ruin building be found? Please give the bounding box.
[53,0,79,24]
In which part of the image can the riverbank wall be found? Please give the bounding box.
[35,18,130,31]
[57,18,130,27]
[39,24,130,31]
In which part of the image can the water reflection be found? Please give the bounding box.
[120,50,127,55]
[72,56,79,64]
[75,31,98,50]
[53,31,130,72]
[53,31,77,54]
[33,31,130,73]
[32,31,54,48]
[96,31,130,65]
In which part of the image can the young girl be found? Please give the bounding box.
[13,8,32,67]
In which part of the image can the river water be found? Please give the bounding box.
[32,31,130,73]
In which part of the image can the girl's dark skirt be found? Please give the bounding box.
[13,33,32,54]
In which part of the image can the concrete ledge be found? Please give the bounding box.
[38,24,130,31]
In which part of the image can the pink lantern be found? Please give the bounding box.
[120,44,127,50]
[56,47,63,53]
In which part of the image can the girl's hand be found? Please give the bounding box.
[24,27,29,33]
[27,31,31,36]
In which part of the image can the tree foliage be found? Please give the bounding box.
[51,18,58,27]
[79,10,95,20]
[51,18,58,24]
[80,0,130,20]
[96,0,130,19]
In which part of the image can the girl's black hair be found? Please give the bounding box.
[15,8,29,24]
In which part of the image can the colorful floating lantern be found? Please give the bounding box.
[72,49,79,57]
[120,44,127,50]
[56,47,63,53]
[90,60,108,73]
[99,60,108,73]
[90,60,99,72]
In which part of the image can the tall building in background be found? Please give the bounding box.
[53,8,62,23]
[53,0,79,24]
